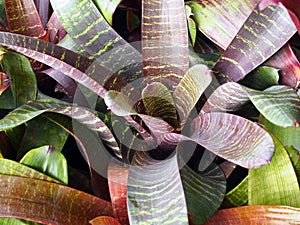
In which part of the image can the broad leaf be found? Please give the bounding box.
[159,112,274,169]
[19,145,68,184]
[180,158,226,224]
[213,5,297,83]
[127,151,188,224]
[5,0,44,37]
[0,174,113,225]
[264,44,300,88]
[260,115,300,151]
[187,0,259,49]
[286,146,300,182]
[173,64,212,123]
[202,83,300,128]
[47,12,67,44]
[92,0,122,25]
[225,177,248,207]
[142,82,178,127]
[249,135,300,207]
[17,116,69,159]
[142,0,189,83]
[204,205,300,224]
[108,160,130,225]
[1,52,37,106]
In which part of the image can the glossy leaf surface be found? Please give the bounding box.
[19,145,68,184]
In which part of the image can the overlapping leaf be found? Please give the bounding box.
[249,135,300,207]
[204,205,300,224]
[127,151,188,224]
[92,0,122,25]
[142,0,189,83]
[202,82,300,127]
[89,216,121,225]
[1,52,37,107]
[0,72,10,95]
[5,0,45,37]
[0,174,113,225]
[212,4,297,83]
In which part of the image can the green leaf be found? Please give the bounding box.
[225,177,248,207]
[0,88,14,109]
[0,72,10,95]
[286,146,300,182]
[1,52,37,107]
[239,66,279,90]
[213,5,297,83]
[180,161,226,224]
[17,116,69,159]
[92,0,122,25]
[204,205,300,224]
[127,151,188,224]
[173,64,212,124]
[202,83,300,128]
[5,0,44,37]
[185,5,196,46]
[0,174,113,224]
[142,82,178,127]
[249,135,300,207]
[0,218,39,225]
[260,115,300,151]
[19,145,68,184]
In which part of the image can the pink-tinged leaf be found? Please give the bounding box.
[204,205,300,225]
[47,12,67,44]
[5,0,45,37]
[259,0,300,33]
[127,151,189,224]
[0,174,113,225]
[188,0,260,50]
[108,160,130,225]
[173,64,212,124]
[0,72,10,95]
[159,112,274,169]
[89,216,121,225]
[264,44,300,88]
[213,4,297,83]
[142,0,189,84]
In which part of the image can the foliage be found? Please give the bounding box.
[0,0,299,224]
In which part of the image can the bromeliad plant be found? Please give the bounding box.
[0,0,299,224]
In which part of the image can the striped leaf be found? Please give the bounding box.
[142,82,178,128]
[142,0,189,83]
[5,0,44,37]
[1,52,37,107]
[225,177,248,207]
[0,174,113,225]
[159,112,274,168]
[180,162,226,224]
[187,0,259,49]
[173,64,212,124]
[249,135,300,207]
[202,82,300,128]
[127,151,188,224]
[212,4,297,83]
[204,205,300,225]
[0,100,121,158]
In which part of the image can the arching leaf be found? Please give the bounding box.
[249,135,300,207]
[213,5,297,83]
[142,0,189,83]
[89,216,121,225]
[92,0,122,25]
[19,145,68,184]
[0,174,113,225]
[127,151,188,224]
[204,205,300,225]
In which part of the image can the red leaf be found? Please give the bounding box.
[89,216,121,225]
[0,72,10,95]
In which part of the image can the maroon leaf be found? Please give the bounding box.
[47,12,67,44]
[0,72,10,95]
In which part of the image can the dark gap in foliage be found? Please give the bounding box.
[226,166,248,192]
